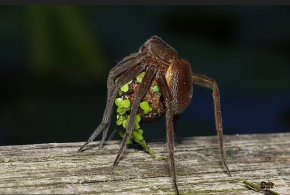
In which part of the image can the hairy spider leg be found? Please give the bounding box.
[107,127,118,141]
[106,53,140,94]
[106,55,143,142]
[157,72,180,195]
[192,73,232,177]
[78,64,145,152]
[99,54,141,148]
[113,65,157,165]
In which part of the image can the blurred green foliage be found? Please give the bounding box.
[26,6,107,81]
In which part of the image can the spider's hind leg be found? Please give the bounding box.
[192,73,231,177]
[78,59,144,152]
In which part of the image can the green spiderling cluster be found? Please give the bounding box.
[120,81,132,93]
[117,114,141,131]
[115,98,145,145]
[115,98,131,115]
[119,127,144,145]
[140,101,152,115]
[114,72,163,159]
[153,85,161,95]
[153,85,160,92]
[136,72,145,83]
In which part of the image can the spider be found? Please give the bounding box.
[260,181,275,189]
[78,36,232,194]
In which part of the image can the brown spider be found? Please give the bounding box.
[78,36,231,194]
[260,181,275,189]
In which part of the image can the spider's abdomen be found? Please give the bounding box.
[165,59,193,114]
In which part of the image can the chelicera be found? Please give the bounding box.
[78,36,231,194]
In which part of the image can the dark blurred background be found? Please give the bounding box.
[1,6,290,146]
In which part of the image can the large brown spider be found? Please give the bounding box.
[78,36,231,194]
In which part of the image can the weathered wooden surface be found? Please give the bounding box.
[0,133,289,194]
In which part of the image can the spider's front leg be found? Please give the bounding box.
[78,58,143,152]
[192,73,232,177]
[157,72,180,195]
[113,65,157,165]
[98,54,141,148]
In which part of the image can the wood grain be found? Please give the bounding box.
[0,133,289,194]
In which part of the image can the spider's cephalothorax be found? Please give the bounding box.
[78,36,231,195]
[140,36,178,64]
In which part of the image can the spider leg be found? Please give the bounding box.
[78,64,145,152]
[107,53,140,95]
[107,126,118,141]
[113,65,156,166]
[192,73,232,177]
[99,53,141,148]
[157,72,180,195]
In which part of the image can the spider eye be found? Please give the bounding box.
[145,36,178,63]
